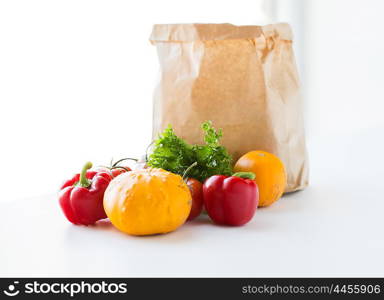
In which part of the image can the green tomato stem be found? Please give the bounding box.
[182,161,198,181]
[232,171,256,180]
[78,162,93,188]
[112,157,138,167]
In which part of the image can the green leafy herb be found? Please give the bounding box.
[147,121,232,182]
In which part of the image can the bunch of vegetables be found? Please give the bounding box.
[147,121,232,182]
[58,121,286,236]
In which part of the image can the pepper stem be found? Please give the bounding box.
[232,171,256,180]
[78,162,93,188]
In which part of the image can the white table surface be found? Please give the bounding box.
[1,132,384,277]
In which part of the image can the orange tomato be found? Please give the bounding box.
[234,151,286,207]
[103,168,191,235]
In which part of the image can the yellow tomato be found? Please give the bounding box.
[104,168,191,236]
[234,151,286,207]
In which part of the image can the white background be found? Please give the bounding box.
[0,0,269,202]
[1,0,384,277]
[1,0,384,202]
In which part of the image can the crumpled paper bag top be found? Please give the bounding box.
[150,23,292,42]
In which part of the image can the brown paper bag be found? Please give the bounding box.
[150,23,308,192]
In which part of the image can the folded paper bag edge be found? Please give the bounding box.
[149,23,293,43]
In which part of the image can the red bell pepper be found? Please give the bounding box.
[203,172,259,226]
[59,162,112,225]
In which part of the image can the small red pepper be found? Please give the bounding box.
[203,172,259,226]
[59,162,112,225]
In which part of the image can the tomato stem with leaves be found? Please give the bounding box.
[112,157,138,167]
